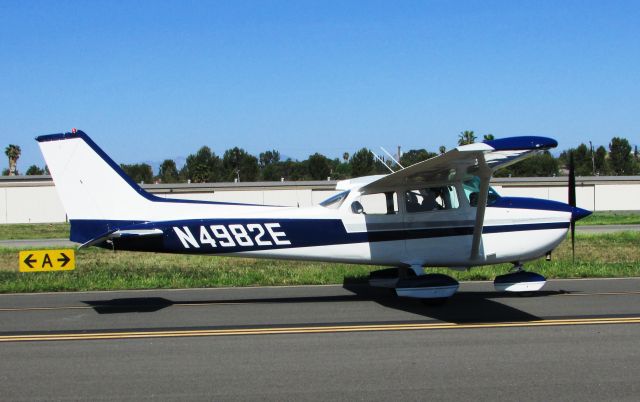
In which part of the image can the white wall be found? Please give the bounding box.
[1,185,67,224]
[1,177,638,224]
[594,184,640,211]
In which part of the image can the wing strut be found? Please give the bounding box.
[469,165,492,261]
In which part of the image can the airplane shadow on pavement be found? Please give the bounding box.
[82,277,569,324]
[341,277,564,323]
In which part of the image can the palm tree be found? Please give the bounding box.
[458,131,476,146]
[342,152,349,162]
[439,145,446,154]
[5,144,21,176]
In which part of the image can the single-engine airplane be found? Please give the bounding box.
[37,130,591,301]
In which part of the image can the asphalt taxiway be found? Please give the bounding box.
[1,278,639,400]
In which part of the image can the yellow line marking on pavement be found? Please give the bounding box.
[1,317,640,343]
[560,291,640,297]
[0,302,251,312]
[0,306,91,312]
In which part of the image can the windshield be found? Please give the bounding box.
[320,191,350,209]
[463,176,501,207]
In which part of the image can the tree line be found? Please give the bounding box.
[4,132,639,182]
[120,147,393,184]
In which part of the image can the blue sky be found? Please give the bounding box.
[1,0,639,171]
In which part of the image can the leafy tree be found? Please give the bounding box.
[608,137,633,175]
[307,153,331,180]
[259,150,281,181]
[4,144,21,176]
[25,165,45,175]
[259,150,280,168]
[373,158,393,174]
[350,148,375,177]
[120,163,153,183]
[261,163,284,181]
[330,158,351,180]
[158,159,179,183]
[222,147,259,182]
[399,149,436,167]
[495,151,558,177]
[594,146,608,175]
[483,134,495,141]
[279,159,309,181]
[342,152,350,162]
[184,146,221,183]
[458,130,476,146]
[559,143,593,176]
[439,145,446,155]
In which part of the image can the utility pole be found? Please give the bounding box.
[589,141,595,175]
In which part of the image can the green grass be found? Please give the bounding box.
[576,211,640,226]
[0,232,638,293]
[0,223,70,240]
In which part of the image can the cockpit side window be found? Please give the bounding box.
[350,192,398,215]
[405,186,459,213]
[462,176,501,207]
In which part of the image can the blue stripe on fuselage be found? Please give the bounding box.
[491,197,574,213]
[72,218,569,254]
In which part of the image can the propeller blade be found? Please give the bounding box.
[569,151,576,262]
[568,152,576,208]
[571,217,575,262]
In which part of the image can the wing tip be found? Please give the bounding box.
[483,136,558,151]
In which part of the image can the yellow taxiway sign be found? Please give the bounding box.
[18,249,75,272]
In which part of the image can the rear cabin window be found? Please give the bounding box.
[405,186,459,213]
[351,192,398,215]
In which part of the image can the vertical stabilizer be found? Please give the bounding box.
[37,130,155,222]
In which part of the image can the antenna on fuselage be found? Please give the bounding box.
[380,146,404,169]
[371,151,395,173]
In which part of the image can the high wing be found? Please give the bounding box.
[360,136,558,194]
[358,136,558,262]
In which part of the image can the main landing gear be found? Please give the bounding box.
[368,262,547,303]
[493,262,547,293]
[368,266,459,301]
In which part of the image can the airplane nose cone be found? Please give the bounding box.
[571,206,592,222]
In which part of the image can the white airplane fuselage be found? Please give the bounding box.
[68,190,572,269]
[38,130,588,272]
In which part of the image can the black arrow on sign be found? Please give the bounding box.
[23,254,37,269]
[57,253,71,267]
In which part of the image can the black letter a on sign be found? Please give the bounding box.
[42,254,53,268]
